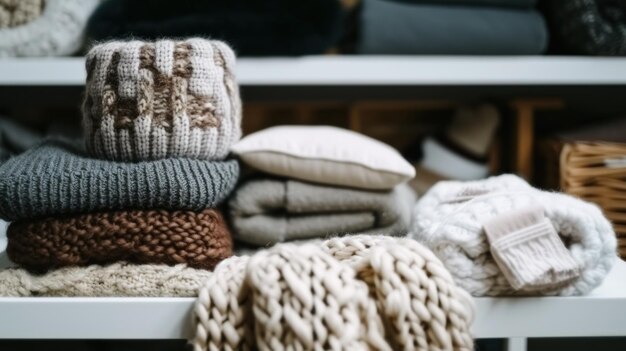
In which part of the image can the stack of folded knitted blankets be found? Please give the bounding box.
[229,125,417,246]
[356,0,548,54]
[0,39,242,276]
[1,235,476,350]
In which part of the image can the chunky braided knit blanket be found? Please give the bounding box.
[229,179,416,246]
[192,235,475,351]
[410,174,617,296]
[7,209,233,272]
[0,0,98,57]
[0,140,239,221]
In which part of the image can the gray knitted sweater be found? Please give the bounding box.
[0,140,239,221]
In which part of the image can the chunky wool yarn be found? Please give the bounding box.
[0,0,98,57]
[0,0,43,28]
[7,209,232,272]
[82,38,242,161]
[0,262,211,297]
[0,140,239,221]
[410,174,618,296]
[192,235,475,351]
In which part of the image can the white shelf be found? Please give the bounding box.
[1,56,626,86]
[0,260,625,340]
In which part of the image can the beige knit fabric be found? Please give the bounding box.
[483,205,582,291]
[82,38,242,161]
[193,235,475,351]
[0,262,211,297]
[0,0,43,28]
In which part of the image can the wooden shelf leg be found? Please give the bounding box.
[514,105,534,180]
[505,337,528,351]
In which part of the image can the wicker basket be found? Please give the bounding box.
[559,141,626,258]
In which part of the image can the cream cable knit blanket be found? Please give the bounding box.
[0,262,211,297]
[192,235,475,351]
[410,174,617,296]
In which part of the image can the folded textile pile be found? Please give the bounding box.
[410,174,618,296]
[356,0,548,54]
[0,38,242,273]
[0,235,475,350]
[542,0,626,55]
[230,125,417,246]
[85,0,344,56]
[230,179,414,245]
[0,0,99,57]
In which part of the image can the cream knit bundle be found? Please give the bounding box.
[82,38,242,161]
[0,0,98,57]
[410,174,618,296]
[0,262,211,297]
[192,235,475,351]
[0,0,43,28]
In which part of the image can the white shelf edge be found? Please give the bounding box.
[2,56,626,86]
[0,260,624,340]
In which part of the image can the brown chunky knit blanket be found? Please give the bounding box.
[7,208,232,272]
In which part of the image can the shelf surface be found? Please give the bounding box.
[1,56,626,86]
[0,259,625,339]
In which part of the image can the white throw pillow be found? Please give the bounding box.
[231,126,415,190]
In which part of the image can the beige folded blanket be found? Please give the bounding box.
[229,179,416,246]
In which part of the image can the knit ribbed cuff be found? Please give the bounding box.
[484,206,581,291]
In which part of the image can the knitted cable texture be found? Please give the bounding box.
[410,174,618,296]
[0,0,98,57]
[0,0,43,28]
[82,38,242,161]
[0,140,239,221]
[0,262,211,297]
[7,209,233,272]
[192,235,475,351]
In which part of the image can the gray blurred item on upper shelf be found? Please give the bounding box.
[543,0,626,55]
[358,0,547,54]
[412,104,500,194]
[389,0,537,7]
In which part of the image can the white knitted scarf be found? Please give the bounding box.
[410,174,617,296]
[192,235,475,351]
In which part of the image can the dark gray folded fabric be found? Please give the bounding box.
[0,140,239,221]
[391,0,536,8]
[229,178,416,246]
[543,0,626,55]
[358,0,548,54]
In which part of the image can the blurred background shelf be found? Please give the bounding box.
[2,56,626,86]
